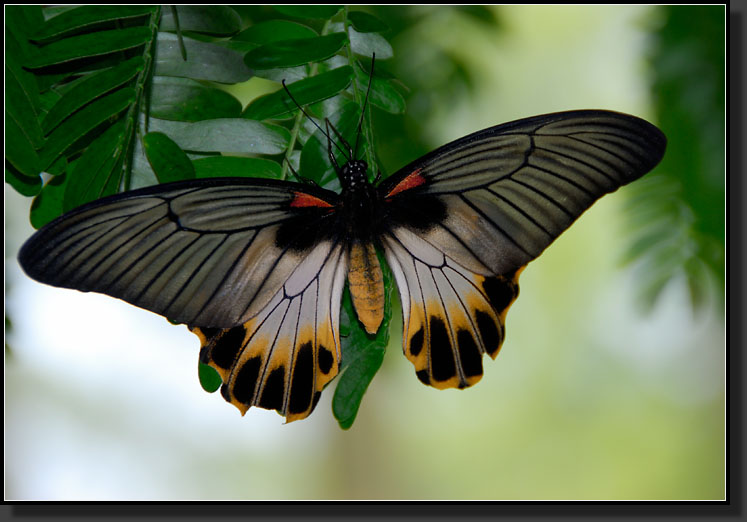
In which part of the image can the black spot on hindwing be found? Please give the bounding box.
[288,343,314,414]
[416,370,431,385]
[318,345,333,375]
[209,326,247,369]
[429,317,456,382]
[476,310,501,357]
[457,330,483,378]
[483,273,520,315]
[409,327,425,357]
[259,366,286,411]
[232,356,262,405]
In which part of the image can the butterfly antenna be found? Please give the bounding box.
[281,80,349,163]
[353,53,375,160]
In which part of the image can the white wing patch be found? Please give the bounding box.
[382,229,521,390]
[193,241,347,422]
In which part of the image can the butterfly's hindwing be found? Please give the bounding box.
[382,228,520,389]
[193,241,348,422]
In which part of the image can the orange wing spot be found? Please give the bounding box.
[385,168,426,199]
[290,192,334,208]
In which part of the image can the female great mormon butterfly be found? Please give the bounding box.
[18,103,666,423]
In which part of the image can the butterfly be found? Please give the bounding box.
[18,108,666,423]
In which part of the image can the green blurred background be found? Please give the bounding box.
[5,5,725,500]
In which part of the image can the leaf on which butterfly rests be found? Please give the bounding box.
[199,361,222,393]
[333,251,393,430]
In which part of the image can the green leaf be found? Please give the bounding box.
[348,11,389,33]
[348,26,393,59]
[192,156,282,179]
[148,118,290,155]
[5,58,44,151]
[150,76,242,122]
[25,26,153,68]
[160,6,242,36]
[244,32,348,70]
[234,20,317,44]
[42,56,144,134]
[63,118,127,211]
[5,165,42,198]
[155,33,252,83]
[198,362,222,393]
[6,5,45,57]
[32,5,158,42]
[355,64,406,114]
[273,6,342,19]
[143,132,195,184]
[333,251,393,430]
[29,171,70,229]
[41,86,135,170]
[4,111,42,179]
[300,101,362,186]
[243,66,354,120]
[625,5,725,310]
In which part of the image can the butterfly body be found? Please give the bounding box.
[18,110,666,422]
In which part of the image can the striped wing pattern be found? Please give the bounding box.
[18,178,339,329]
[18,178,348,422]
[379,110,666,388]
[193,241,348,422]
[383,227,520,389]
[17,110,666,422]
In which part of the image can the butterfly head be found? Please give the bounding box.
[340,159,370,191]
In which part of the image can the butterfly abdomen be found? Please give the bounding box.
[347,241,384,335]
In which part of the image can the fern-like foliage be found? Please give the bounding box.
[623,5,725,312]
[5,5,402,429]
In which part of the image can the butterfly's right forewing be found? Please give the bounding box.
[378,110,666,389]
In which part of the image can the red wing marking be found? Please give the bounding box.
[290,192,335,209]
[385,168,425,199]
